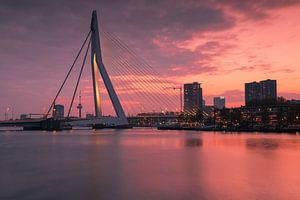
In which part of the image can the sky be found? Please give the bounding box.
[0,0,300,117]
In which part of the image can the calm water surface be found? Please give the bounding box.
[1,128,300,200]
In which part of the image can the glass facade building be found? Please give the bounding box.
[184,82,203,114]
[245,79,277,106]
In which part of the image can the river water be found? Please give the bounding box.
[1,128,300,200]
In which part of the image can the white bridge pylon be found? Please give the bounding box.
[70,10,129,127]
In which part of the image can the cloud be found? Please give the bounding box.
[231,64,294,74]
[214,0,300,20]
[0,0,299,116]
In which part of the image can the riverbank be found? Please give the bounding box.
[157,125,300,134]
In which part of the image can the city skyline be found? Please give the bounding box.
[2,3,300,200]
[0,0,300,116]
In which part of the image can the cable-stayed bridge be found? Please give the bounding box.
[0,10,181,130]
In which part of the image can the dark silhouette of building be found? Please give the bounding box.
[245,81,260,105]
[53,104,64,118]
[214,97,226,109]
[245,79,277,106]
[261,79,277,101]
[211,101,300,132]
[184,82,203,114]
[20,114,29,120]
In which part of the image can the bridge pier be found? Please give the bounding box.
[39,118,64,131]
[0,118,66,131]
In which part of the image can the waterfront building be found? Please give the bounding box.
[203,105,215,123]
[53,104,64,118]
[214,97,226,109]
[20,114,29,120]
[245,79,277,106]
[260,79,277,101]
[288,99,300,104]
[86,113,95,119]
[184,82,203,114]
[210,99,300,131]
[128,112,179,127]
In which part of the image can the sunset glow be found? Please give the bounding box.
[0,0,300,117]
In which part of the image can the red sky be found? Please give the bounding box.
[172,4,300,107]
[0,0,300,118]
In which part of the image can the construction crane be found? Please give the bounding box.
[172,86,183,113]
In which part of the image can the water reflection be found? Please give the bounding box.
[1,130,300,200]
[244,137,300,151]
[185,138,202,147]
[246,138,279,150]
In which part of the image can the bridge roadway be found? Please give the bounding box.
[0,114,179,130]
[0,118,63,131]
[0,117,132,130]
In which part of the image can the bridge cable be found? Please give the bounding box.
[103,53,164,112]
[102,30,178,102]
[103,56,158,114]
[103,47,176,113]
[100,32,160,114]
[102,30,177,90]
[67,35,92,117]
[102,30,179,112]
[46,30,92,117]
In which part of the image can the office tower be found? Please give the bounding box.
[245,79,277,106]
[184,82,203,114]
[214,97,226,109]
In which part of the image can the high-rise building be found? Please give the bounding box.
[245,81,261,105]
[202,99,206,108]
[245,79,277,106]
[184,82,203,114]
[260,79,277,101]
[53,104,64,118]
[214,97,226,109]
